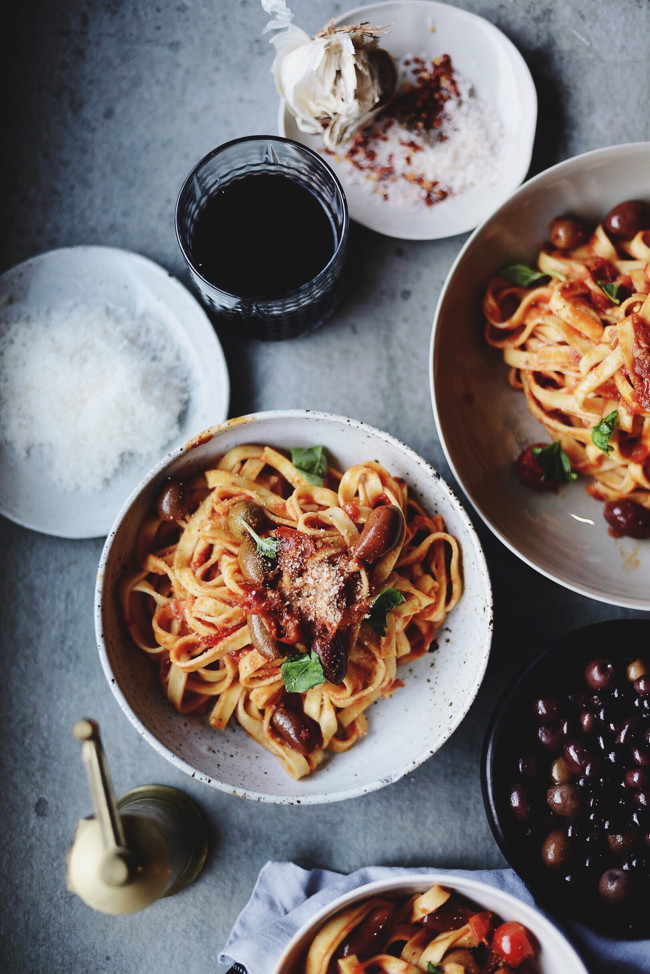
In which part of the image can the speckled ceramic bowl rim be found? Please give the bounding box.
[273,872,589,973]
[481,618,650,938]
[94,410,493,804]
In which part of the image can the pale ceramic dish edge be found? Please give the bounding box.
[278,0,537,240]
[95,410,493,804]
[0,245,230,539]
[273,872,589,973]
[429,142,650,610]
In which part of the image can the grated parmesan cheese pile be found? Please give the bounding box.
[326,53,504,208]
[0,303,191,492]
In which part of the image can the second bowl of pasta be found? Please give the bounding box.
[95,410,492,803]
[430,141,650,609]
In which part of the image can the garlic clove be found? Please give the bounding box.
[261,0,396,149]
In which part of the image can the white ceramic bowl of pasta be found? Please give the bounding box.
[273,873,588,973]
[430,141,650,609]
[95,410,492,803]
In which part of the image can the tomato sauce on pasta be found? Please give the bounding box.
[296,882,538,973]
[121,445,463,778]
[482,200,650,538]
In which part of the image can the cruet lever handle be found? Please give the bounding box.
[72,718,135,886]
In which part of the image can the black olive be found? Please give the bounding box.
[598,867,632,905]
[533,695,562,724]
[563,740,591,774]
[547,783,584,817]
[270,700,322,756]
[509,783,533,821]
[541,829,571,870]
[247,613,278,660]
[312,630,348,684]
[604,199,650,240]
[537,723,564,753]
[549,215,588,250]
[156,479,190,521]
[607,830,640,856]
[604,499,650,539]
[585,658,616,690]
[517,754,539,779]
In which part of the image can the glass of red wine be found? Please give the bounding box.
[175,136,349,341]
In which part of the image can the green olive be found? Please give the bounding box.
[247,613,278,660]
[227,500,266,541]
[238,535,265,584]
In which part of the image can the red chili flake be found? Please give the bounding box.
[337,52,463,207]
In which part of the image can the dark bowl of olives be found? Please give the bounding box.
[481,619,650,939]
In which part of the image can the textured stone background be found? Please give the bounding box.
[1,1,649,971]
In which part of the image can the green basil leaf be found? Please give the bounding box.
[591,410,618,454]
[281,648,326,692]
[427,964,443,974]
[243,522,280,558]
[499,264,550,288]
[367,588,406,636]
[548,269,567,281]
[531,441,578,483]
[598,281,623,305]
[291,446,328,486]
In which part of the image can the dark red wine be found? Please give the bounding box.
[190,173,336,298]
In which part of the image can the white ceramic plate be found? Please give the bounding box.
[0,246,229,539]
[430,142,650,609]
[278,0,537,240]
[96,411,493,803]
[275,873,589,974]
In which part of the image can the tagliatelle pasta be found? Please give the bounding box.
[121,444,463,778]
[482,203,650,537]
[297,883,538,973]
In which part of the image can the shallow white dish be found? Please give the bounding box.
[278,0,537,240]
[0,246,229,539]
[274,872,588,973]
[95,410,492,804]
[430,142,650,609]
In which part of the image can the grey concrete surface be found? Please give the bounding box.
[1,1,649,972]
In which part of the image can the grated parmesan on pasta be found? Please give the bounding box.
[0,302,191,491]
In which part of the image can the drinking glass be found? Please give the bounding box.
[175,136,349,341]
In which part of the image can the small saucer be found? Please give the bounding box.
[0,246,229,539]
[278,0,537,240]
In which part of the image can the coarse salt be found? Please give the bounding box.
[0,302,191,491]
[325,53,504,208]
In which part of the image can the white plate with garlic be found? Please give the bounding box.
[270,0,537,240]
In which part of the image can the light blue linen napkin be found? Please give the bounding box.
[218,860,650,974]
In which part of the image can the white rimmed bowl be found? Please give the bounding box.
[430,142,650,609]
[95,410,492,804]
[273,872,589,973]
[279,0,537,240]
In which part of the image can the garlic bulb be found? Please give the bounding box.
[261,0,396,149]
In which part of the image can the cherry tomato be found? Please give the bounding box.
[516,444,557,490]
[492,921,535,967]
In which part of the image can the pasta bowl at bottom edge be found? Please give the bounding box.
[94,410,492,804]
[272,872,589,973]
